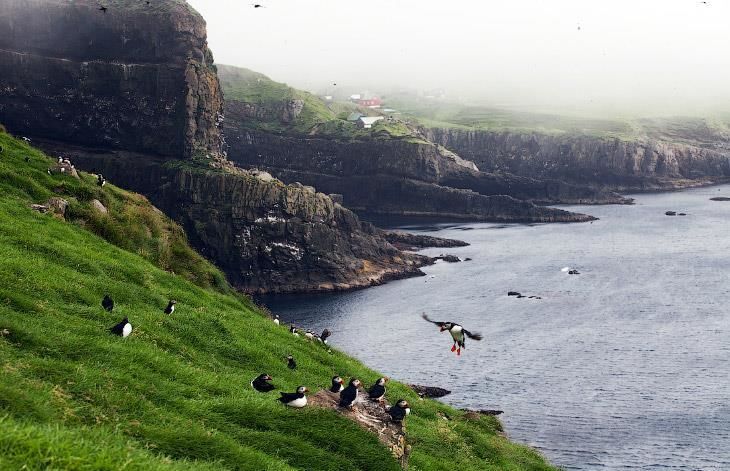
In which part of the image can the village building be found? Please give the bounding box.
[357,116,384,129]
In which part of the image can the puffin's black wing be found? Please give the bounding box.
[109,320,125,336]
[422,313,446,327]
[279,391,300,403]
[368,384,386,399]
[339,386,357,406]
[253,379,275,392]
[389,406,406,422]
[320,329,332,342]
[463,329,483,341]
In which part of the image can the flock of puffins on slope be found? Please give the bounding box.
[105,290,482,423]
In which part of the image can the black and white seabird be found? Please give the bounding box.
[320,329,331,344]
[109,317,132,338]
[330,375,344,393]
[164,300,176,315]
[101,294,114,312]
[368,377,388,402]
[289,324,300,337]
[273,314,280,325]
[387,399,411,423]
[422,313,483,356]
[339,378,362,408]
[251,374,275,392]
[97,174,106,187]
[286,355,297,370]
[304,330,315,340]
[278,386,308,408]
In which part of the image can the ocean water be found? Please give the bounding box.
[262,184,730,470]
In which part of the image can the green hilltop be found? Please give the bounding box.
[217,65,423,142]
[0,129,555,469]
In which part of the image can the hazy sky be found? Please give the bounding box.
[188,0,730,116]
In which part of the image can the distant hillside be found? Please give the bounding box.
[217,65,421,142]
[0,130,556,470]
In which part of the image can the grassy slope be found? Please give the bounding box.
[0,131,555,471]
[218,65,425,143]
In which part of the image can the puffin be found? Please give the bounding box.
[368,377,389,402]
[304,330,315,340]
[319,329,332,344]
[273,314,280,325]
[387,399,411,423]
[339,378,362,408]
[286,355,297,370]
[101,294,114,312]
[330,375,344,393]
[164,300,176,315]
[109,317,132,338]
[251,374,275,392]
[278,386,308,408]
[422,313,483,356]
[97,174,106,187]
[289,324,300,337]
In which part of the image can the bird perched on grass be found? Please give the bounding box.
[330,376,344,393]
[109,317,132,338]
[339,378,361,409]
[279,386,308,408]
[319,329,332,344]
[251,374,275,392]
[163,300,176,315]
[273,314,280,325]
[387,399,411,423]
[286,355,297,370]
[97,174,106,187]
[368,377,388,402]
[422,313,482,356]
[101,294,114,312]
[289,324,299,337]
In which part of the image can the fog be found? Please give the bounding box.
[188,0,730,117]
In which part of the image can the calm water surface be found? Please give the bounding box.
[262,185,730,470]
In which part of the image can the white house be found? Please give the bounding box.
[357,116,384,129]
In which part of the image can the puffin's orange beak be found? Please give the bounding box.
[339,379,344,384]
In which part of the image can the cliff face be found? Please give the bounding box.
[224,108,624,218]
[60,147,429,293]
[0,0,223,158]
[424,128,730,191]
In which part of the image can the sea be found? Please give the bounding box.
[261,184,730,470]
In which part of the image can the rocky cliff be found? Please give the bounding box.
[424,128,730,191]
[0,0,223,158]
[223,99,625,217]
[0,0,438,293]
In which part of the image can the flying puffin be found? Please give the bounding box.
[109,317,132,338]
[368,377,388,402]
[387,399,411,423]
[278,386,308,408]
[273,314,280,325]
[330,375,344,393]
[422,313,483,355]
[286,355,297,370]
[251,374,275,392]
[164,300,176,315]
[339,378,362,408]
[101,294,114,312]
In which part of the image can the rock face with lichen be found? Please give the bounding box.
[0,0,223,159]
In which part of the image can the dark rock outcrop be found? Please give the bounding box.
[381,231,469,251]
[424,128,730,191]
[0,0,223,159]
[408,384,451,398]
[710,197,730,201]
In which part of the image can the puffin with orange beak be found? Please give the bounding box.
[330,375,345,393]
[279,386,309,408]
[422,313,482,355]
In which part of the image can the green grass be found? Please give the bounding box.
[0,130,555,470]
[217,65,428,143]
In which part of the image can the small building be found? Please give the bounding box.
[349,94,362,100]
[347,112,364,122]
[323,95,333,101]
[357,116,384,129]
[355,97,382,108]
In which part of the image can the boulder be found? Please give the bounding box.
[665,211,677,216]
[47,197,68,217]
[90,199,108,214]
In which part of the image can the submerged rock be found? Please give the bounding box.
[408,384,452,398]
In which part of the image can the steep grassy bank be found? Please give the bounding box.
[0,132,555,469]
